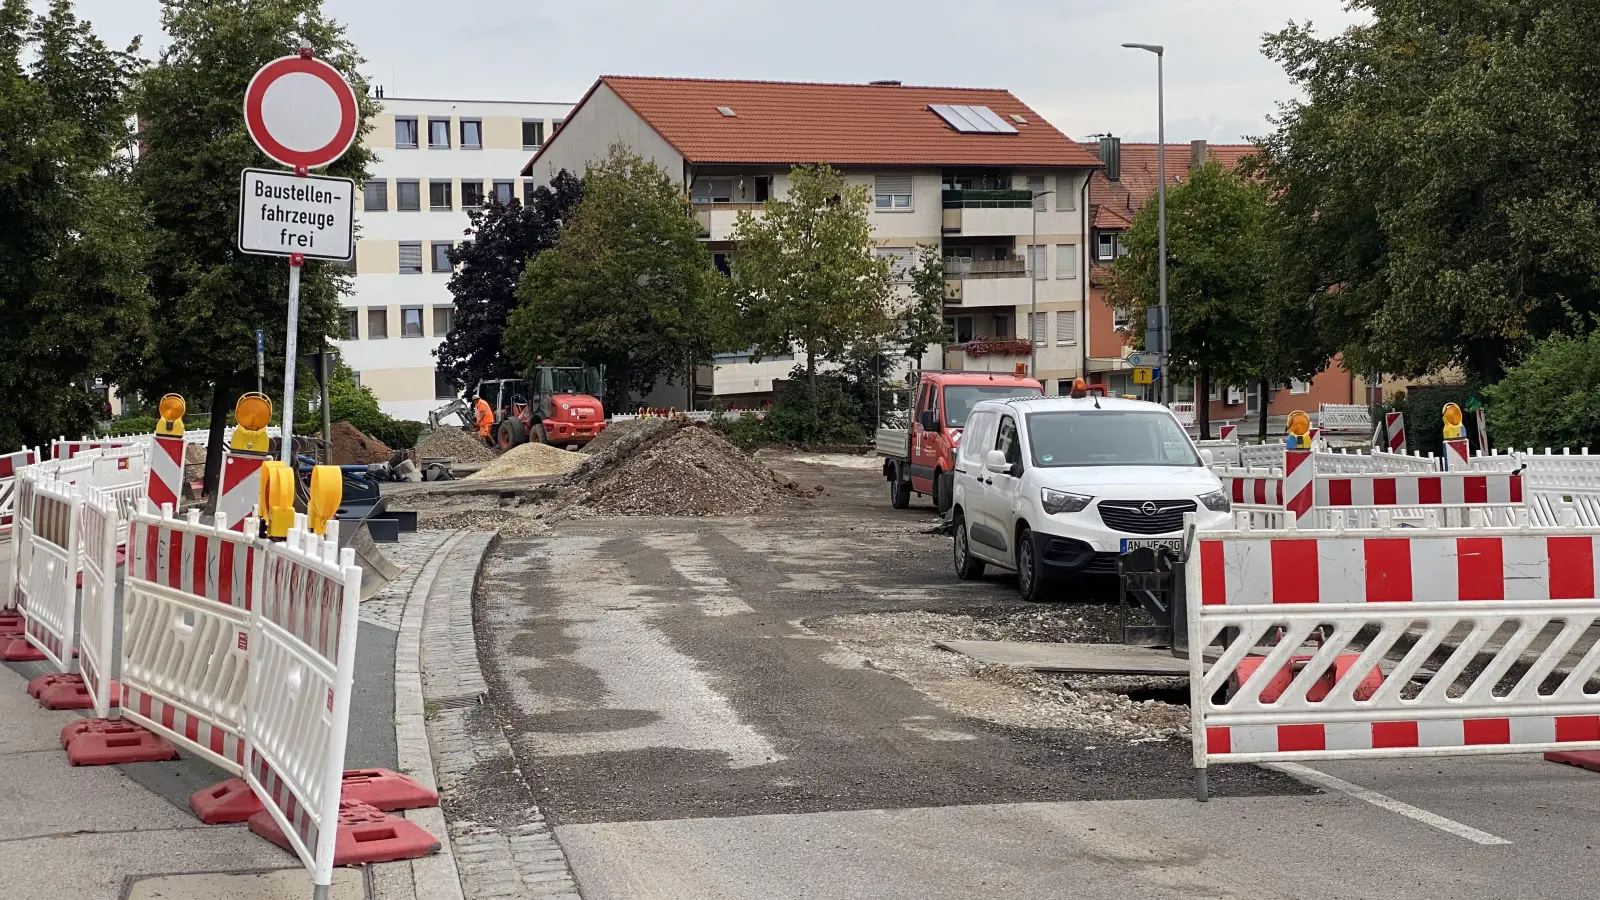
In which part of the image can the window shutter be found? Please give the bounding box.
[1028,313,1046,345]
[1055,311,1077,345]
[399,242,423,273]
[1056,244,1077,279]
[875,175,913,195]
[1029,245,1047,280]
[1055,175,1076,211]
[1027,175,1046,210]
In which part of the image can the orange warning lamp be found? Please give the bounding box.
[1070,377,1089,399]
[156,393,186,437]
[1442,402,1465,439]
[1285,410,1312,450]
[1014,362,1027,376]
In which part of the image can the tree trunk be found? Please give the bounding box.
[202,380,236,507]
[1198,365,1212,440]
[1258,377,1271,440]
[806,347,818,434]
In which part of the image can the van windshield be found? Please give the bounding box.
[1026,410,1200,467]
[943,384,1042,428]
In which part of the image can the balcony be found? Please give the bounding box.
[944,255,1028,277]
[944,272,1036,308]
[692,202,764,242]
[944,340,1035,374]
[942,190,1038,236]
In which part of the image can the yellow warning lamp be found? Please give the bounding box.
[1442,402,1465,440]
[1285,410,1312,450]
[230,393,274,454]
[1070,377,1089,399]
[307,465,343,536]
[259,461,296,539]
[155,393,186,437]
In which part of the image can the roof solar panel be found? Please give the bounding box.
[969,106,1019,134]
[929,103,1017,135]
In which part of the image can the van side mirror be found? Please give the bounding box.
[1199,448,1214,466]
[920,410,940,431]
[985,450,1010,474]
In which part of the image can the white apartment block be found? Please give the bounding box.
[339,95,571,421]
[524,76,1100,399]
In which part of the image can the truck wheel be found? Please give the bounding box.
[498,417,527,450]
[952,511,985,580]
[933,470,952,513]
[531,423,548,445]
[1016,528,1048,602]
[889,465,911,509]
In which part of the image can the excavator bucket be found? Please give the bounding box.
[340,517,401,601]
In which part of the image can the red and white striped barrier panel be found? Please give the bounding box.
[147,434,184,513]
[4,470,41,618]
[1185,518,1600,790]
[1218,423,1237,442]
[17,475,83,669]
[52,437,141,461]
[77,487,120,718]
[245,520,365,886]
[1385,411,1406,453]
[1443,437,1471,471]
[118,506,259,772]
[218,451,267,531]
[1,449,41,529]
[1284,449,1314,523]
[1225,473,1283,506]
[1314,471,1523,509]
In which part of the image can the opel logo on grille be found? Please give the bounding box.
[1141,501,1159,516]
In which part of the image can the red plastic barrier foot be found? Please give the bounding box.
[28,673,98,710]
[340,769,439,812]
[249,800,440,865]
[1546,751,1600,773]
[0,613,22,636]
[0,637,45,662]
[191,778,264,824]
[61,719,179,766]
[26,672,78,699]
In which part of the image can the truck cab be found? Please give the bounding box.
[879,371,1044,512]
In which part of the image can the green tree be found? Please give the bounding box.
[125,0,375,494]
[900,245,948,362]
[1484,331,1600,451]
[1106,161,1270,438]
[0,0,148,449]
[729,164,896,414]
[1257,0,1600,382]
[506,145,729,407]
[435,170,583,390]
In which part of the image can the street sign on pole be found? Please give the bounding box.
[241,42,360,467]
[256,329,265,395]
[1133,367,1153,386]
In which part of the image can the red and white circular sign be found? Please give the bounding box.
[244,53,359,171]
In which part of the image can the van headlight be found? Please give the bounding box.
[1041,488,1092,514]
[1197,490,1231,513]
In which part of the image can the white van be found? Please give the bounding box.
[949,395,1232,601]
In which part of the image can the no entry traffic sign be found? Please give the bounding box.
[244,51,359,171]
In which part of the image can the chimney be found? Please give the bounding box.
[1098,135,1121,181]
[1189,139,1208,170]
[869,79,902,86]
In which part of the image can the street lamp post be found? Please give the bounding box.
[1122,42,1169,405]
[1030,189,1054,380]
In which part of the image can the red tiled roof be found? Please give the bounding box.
[1085,142,1258,232]
[527,76,1104,171]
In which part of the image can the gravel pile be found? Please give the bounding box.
[330,421,392,465]
[559,421,808,516]
[416,426,497,463]
[578,419,642,456]
[466,442,584,480]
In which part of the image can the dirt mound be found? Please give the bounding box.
[579,419,643,456]
[416,426,497,463]
[466,441,584,480]
[330,421,392,465]
[560,421,809,516]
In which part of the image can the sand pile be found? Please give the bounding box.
[466,441,583,480]
[560,421,807,516]
[416,426,497,463]
[330,421,392,465]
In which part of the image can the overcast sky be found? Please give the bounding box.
[45,0,1365,143]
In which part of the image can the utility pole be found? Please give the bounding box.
[1123,42,1170,404]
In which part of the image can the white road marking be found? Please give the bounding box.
[1267,762,1511,846]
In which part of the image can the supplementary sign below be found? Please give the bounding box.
[238,168,354,261]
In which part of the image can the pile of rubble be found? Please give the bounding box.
[467,442,583,480]
[416,426,497,463]
[330,422,392,465]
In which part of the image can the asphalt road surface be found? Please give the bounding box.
[476,454,1600,899]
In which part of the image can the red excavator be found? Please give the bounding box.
[476,365,607,450]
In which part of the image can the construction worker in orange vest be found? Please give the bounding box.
[474,394,494,446]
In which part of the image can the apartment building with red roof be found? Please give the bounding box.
[525,75,1102,400]
[1081,138,1368,426]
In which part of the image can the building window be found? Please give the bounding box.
[690,177,733,204]
[1173,381,1195,403]
[875,247,914,282]
[1056,311,1077,345]
[367,308,388,339]
[460,118,482,150]
[945,315,975,344]
[522,120,544,149]
[461,180,485,209]
[1056,244,1077,279]
[1028,244,1047,281]
[994,314,1013,338]
[434,368,456,400]
[395,117,418,149]
[711,252,732,277]
[431,241,453,273]
[874,174,913,211]
[1290,378,1311,394]
[1055,175,1076,211]
[396,180,421,211]
[1112,307,1130,330]
[428,117,450,148]
[552,118,565,133]
[399,242,423,274]
[1027,175,1047,211]
[363,179,388,212]
[401,306,424,338]
[432,306,454,335]
[342,309,358,340]
[523,180,539,204]
[493,180,515,205]
[1026,312,1046,346]
[429,179,452,211]
[1097,232,1117,261]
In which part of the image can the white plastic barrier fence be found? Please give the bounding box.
[5,470,41,616]
[21,475,84,670]
[1186,516,1600,795]
[121,505,259,773]
[53,436,141,461]
[1169,402,1197,428]
[1317,403,1373,434]
[78,487,120,719]
[246,519,362,890]
[1312,471,1525,528]
[1238,443,1286,470]
[1195,440,1241,467]
[1,449,41,528]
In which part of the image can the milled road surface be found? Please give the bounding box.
[475,454,1600,899]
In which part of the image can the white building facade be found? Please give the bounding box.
[339,95,571,421]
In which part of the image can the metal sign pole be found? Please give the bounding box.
[257,329,265,395]
[281,254,304,465]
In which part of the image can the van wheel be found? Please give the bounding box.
[1017,528,1048,602]
[953,511,985,580]
[889,468,911,509]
